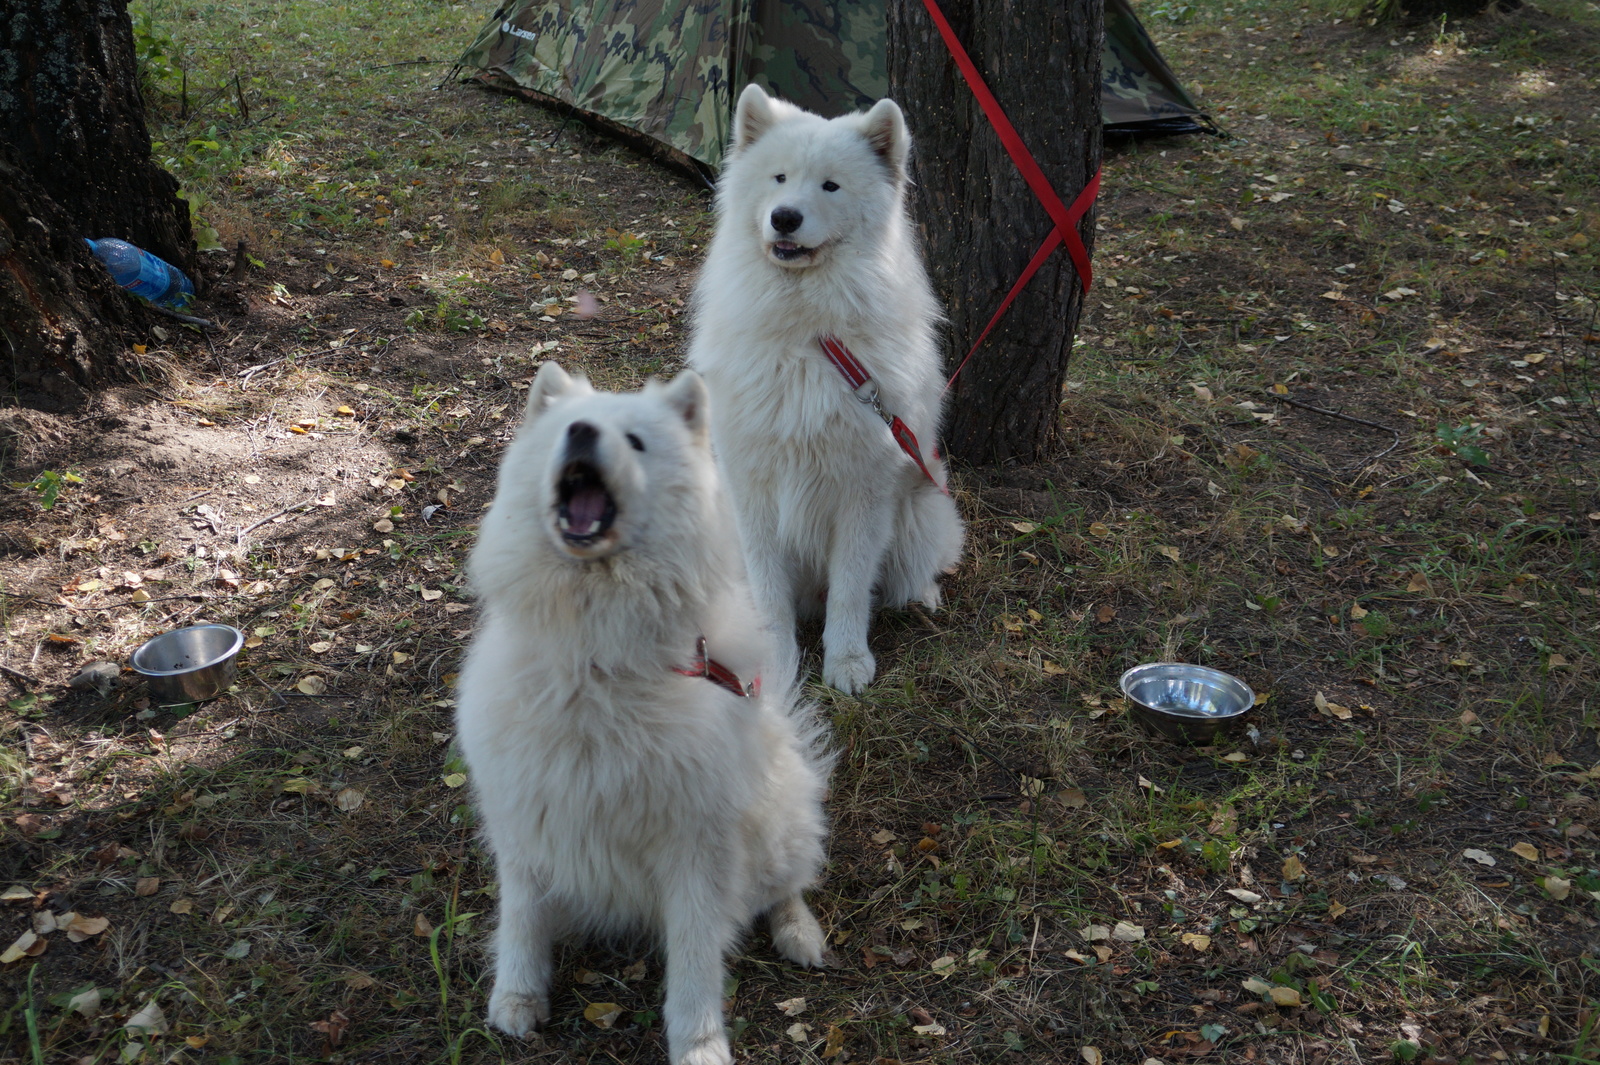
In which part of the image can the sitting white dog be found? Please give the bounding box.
[689,84,965,693]
[456,363,832,1065]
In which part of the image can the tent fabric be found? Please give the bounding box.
[455,1,1211,173]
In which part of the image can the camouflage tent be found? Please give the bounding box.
[455,1,1210,174]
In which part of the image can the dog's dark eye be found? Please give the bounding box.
[774,174,786,184]
[822,180,840,192]
[626,433,646,452]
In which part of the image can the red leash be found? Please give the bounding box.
[671,635,760,698]
[917,0,1102,390]
[819,335,946,492]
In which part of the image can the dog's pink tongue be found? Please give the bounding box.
[566,486,608,535]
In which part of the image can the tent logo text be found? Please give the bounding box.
[501,21,537,43]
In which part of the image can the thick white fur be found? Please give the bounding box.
[456,363,831,1065]
[688,83,965,694]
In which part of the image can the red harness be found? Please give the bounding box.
[671,635,760,698]
[818,335,946,493]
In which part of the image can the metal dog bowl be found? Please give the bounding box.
[130,624,244,705]
[1119,662,1255,745]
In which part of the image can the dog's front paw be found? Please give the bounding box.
[770,902,826,968]
[822,649,875,694]
[916,583,943,611]
[487,989,550,1040]
[673,1035,734,1065]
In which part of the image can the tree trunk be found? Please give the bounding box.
[887,0,1101,465]
[0,0,195,408]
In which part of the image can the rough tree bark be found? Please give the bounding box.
[0,0,194,409]
[888,0,1101,465]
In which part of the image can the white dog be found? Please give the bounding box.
[456,363,831,1065]
[688,83,964,694]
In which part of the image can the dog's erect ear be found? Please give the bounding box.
[660,370,710,445]
[733,83,777,152]
[861,97,910,178]
[525,361,580,419]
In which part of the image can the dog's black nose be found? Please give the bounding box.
[770,206,803,235]
[566,421,599,452]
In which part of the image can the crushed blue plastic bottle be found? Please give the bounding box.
[84,237,195,309]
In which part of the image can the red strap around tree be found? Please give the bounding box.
[918,0,1102,389]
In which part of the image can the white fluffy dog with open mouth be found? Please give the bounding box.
[688,84,965,694]
[456,363,831,1065]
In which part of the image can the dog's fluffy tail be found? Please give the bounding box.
[879,481,965,610]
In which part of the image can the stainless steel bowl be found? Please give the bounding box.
[1119,662,1255,744]
[130,624,244,705]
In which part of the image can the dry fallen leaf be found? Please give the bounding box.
[1314,691,1353,720]
[309,1009,351,1049]
[334,787,364,813]
[584,1002,624,1029]
[787,1021,813,1041]
[124,999,168,1035]
[1327,900,1348,919]
[1282,855,1307,881]
[66,914,110,942]
[67,987,101,1018]
[1463,848,1497,866]
[1,930,39,964]
[1269,986,1304,1008]
[776,996,807,1017]
[822,1023,846,1059]
[1181,932,1211,952]
[413,913,434,938]
[1544,876,1572,901]
[169,898,195,915]
[1510,842,1540,861]
[136,877,160,897]
[296,675,328,696]
[1226,888,1263,905]
[1112,921,1146,942]
[1082,1047,1104,1065]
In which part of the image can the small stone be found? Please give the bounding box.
[69,661,121,695]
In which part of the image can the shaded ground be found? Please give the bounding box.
[2,2,1598,1064]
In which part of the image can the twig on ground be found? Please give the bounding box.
[236,497,323,544]
[1266,390,1403,467]
[237,328,373,385]
[0,662,38,688]
[145,303,218,331]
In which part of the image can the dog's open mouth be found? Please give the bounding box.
[770,240,815,263]
[556,461,617,546]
